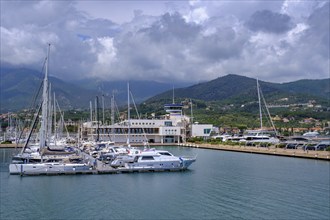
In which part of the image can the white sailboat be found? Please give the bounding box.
[242,79,280,144]
[9,45,88,175]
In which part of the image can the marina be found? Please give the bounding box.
[3,141,329,176]
[1,1,329,220]
[1,146,329,220]
[2,50,328,176]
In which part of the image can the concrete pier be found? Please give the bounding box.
[181,143,330,161]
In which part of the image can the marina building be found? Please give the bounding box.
[82,103,213,144]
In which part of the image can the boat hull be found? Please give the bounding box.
[9,163,92,175]
[124,156,196,170]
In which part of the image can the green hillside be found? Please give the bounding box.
[277,79,330,99]
[1,67,329,131]
[146,74,329,107]
[139,74,329,129]
[0,67,189,112]
[0,68,99,112]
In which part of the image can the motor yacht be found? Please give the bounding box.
[111,148,196,171]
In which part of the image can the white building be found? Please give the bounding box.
[191,123,213,138]
[82,103,213,144]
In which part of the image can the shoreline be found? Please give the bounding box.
[1,143,329,161]
[180,143,330,161]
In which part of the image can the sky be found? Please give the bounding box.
[1,0,329,83]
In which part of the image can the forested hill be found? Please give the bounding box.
[140,74,329,118]
[1,66,328,113]
[0,67,187,112]
[147,74,329,103]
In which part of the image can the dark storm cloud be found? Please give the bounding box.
[140,12,201,43]
[112,13,198,81]
[246,10,295,34]
[111,12,247,82]
[194,27,244,61]
[305,2,329,59]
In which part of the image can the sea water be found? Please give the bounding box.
[0,147,329,219]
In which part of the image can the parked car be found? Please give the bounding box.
[304,141,330,151]
[315,141,330,151]
[286,143,298,149]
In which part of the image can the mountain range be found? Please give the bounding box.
[0,67,189,112]
[148,74,329,102]
[139,74,329,117]
[1,67,329,113]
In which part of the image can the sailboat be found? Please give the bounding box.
[242,79,280,144]
[9,45,89,175]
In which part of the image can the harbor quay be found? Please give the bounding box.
[180,143,330,161]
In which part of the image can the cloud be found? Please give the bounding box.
[0,0,329,83]
[184,6,209,24]
[281,0,327,21]
[246,10,295,34]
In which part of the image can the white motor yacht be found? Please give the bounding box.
[111,149,196,171]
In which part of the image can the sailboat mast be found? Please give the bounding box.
[96,96,99,142]
[127,82,130,146]
[54,92,57,145]
[40,44,50,149]
[111,91,115,142]
[172,85,175,104]
[90,101,93,122]
[257,78,263,130]
[102,95,105,125]
[47,84,52,146]
[190,99,193,124]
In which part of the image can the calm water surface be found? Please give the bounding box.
[0,147,329,220]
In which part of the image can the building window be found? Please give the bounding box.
[165,121,172,126]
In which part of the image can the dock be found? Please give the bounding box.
[0,144,23,148]
[14,164,187,176]
[8,150,188,176]
[180,143,330,161]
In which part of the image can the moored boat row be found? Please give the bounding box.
[8,46,196,176]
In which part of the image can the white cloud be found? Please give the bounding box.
[0,26,58,65]
[90,37,117,77]
[184,6,209,24]
[281,0,326,21]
